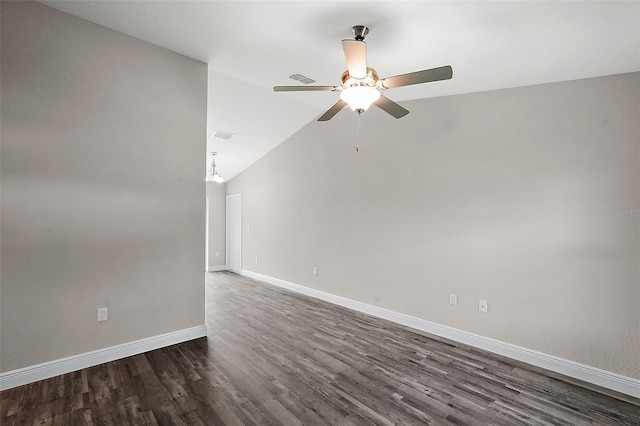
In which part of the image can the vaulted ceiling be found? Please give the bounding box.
[41,1,640,180]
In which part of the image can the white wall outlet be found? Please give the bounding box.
[313,267,318,276]
[449,293,458,306]
[247,225,250,233]
[215,251,220,257]
[255,256,259,263]
[97,307,108,322]
[479,299,488,313]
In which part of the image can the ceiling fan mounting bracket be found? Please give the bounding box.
[352,25,369,41]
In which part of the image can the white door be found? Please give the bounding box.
[226,193,242,273]
[205,196,210,272]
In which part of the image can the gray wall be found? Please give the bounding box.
[206,182,227,269]
[1,2,207,372]
[228,72,640,379]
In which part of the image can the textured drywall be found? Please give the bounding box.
[1,2,207,372]
[228,72,640,379]
[206,182,227,269]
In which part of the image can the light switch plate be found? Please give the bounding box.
[97,307,108,322]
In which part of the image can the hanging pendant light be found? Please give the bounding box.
[207,152,224,183]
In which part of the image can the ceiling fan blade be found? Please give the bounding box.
[318,100,347,121]
[380,65,453,89]
[273,86,340,92]
[374,95,409,119]
[342,40,367,79]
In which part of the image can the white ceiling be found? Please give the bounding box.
[41,1,640,181]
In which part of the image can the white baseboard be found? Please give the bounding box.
[206,265,228,272]
[0,324,207,391]
[240,269,640,399]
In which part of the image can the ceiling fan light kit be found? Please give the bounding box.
[340,85,380,112]
[273,25,453,121]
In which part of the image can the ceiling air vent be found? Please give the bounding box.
[289,73,316,85]
[213,130,234,140]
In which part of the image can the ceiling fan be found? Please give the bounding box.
[273,25,453,121]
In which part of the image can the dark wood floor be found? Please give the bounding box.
[2,272,639,425]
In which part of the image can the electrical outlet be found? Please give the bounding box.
[479,299,488,313]
[313,267,318,276]
[449,293,458,306]
[97,307,108,322]
[255,256,259,263]
[215,251,220,257]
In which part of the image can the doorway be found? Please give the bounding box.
[226,193,242,273]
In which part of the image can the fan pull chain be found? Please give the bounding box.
[355,111,361,152]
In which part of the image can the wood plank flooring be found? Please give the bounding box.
[2,271,639,425]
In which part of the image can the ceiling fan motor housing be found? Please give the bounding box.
[342,67,379,89]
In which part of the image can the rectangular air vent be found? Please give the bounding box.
[289,73,316,85]
[213,130,234,140]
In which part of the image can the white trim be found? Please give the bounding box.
[206,265,228,272]
[240,269,640,399]
[0,324,207,391]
